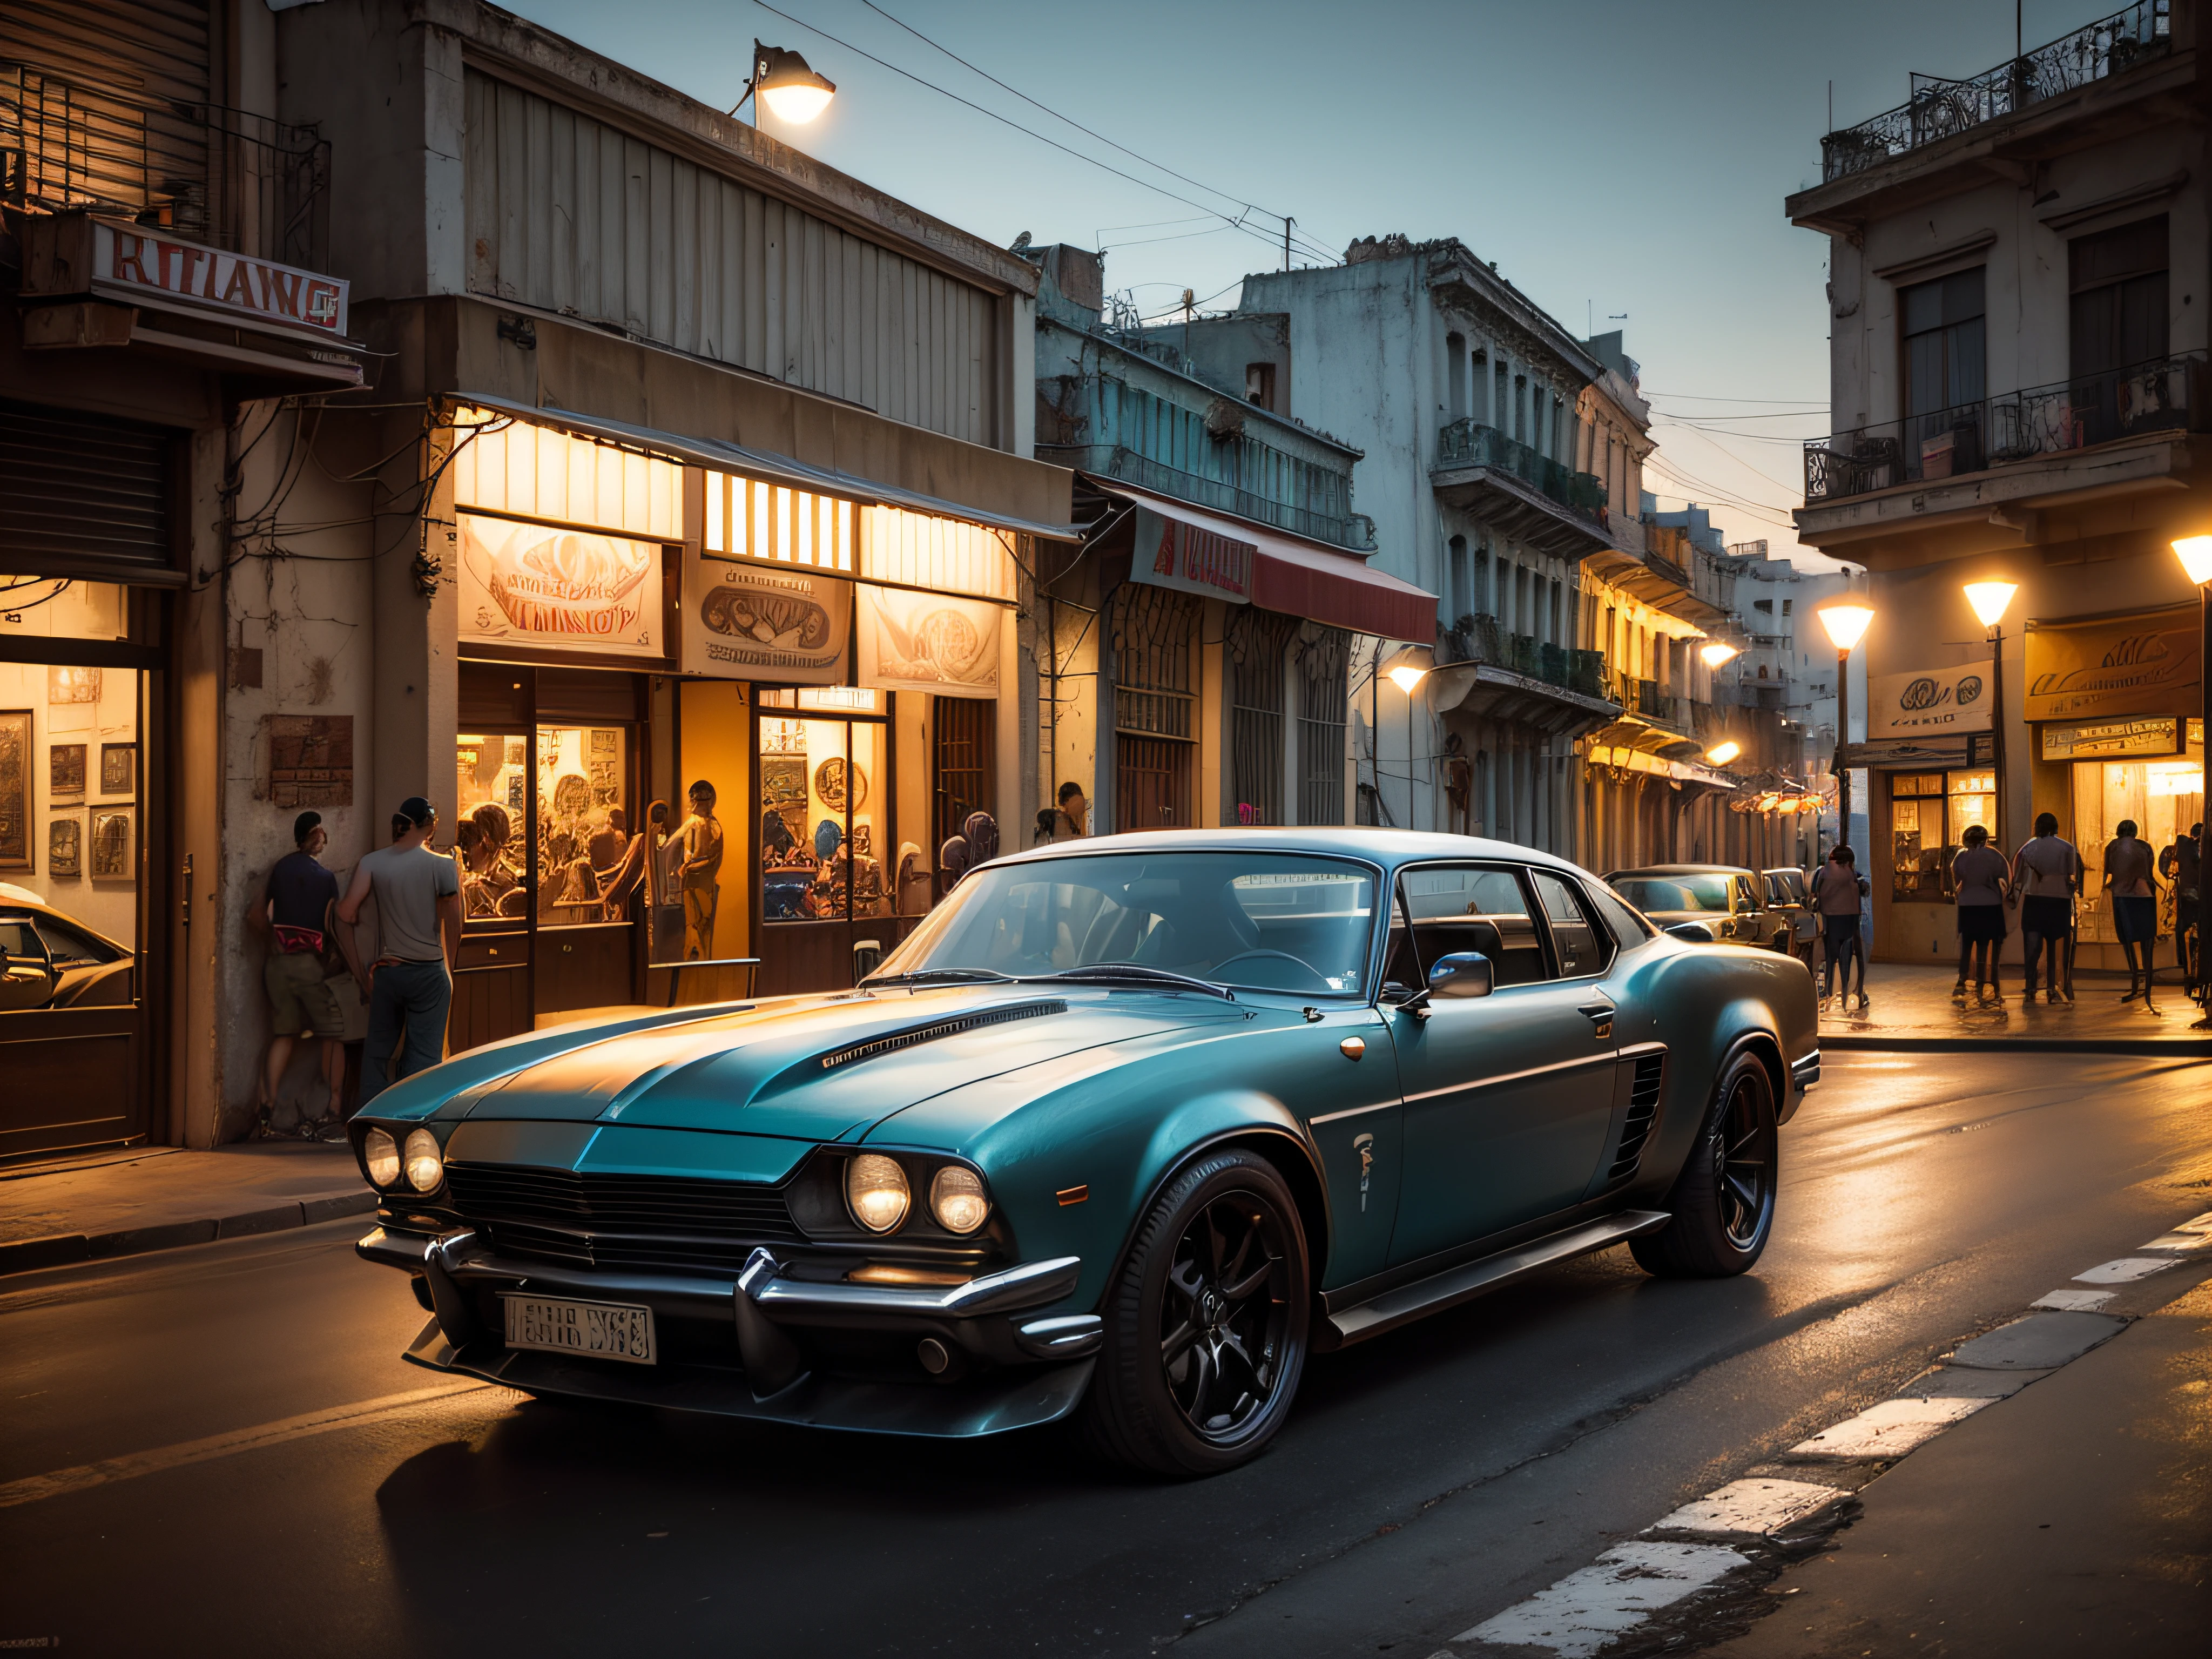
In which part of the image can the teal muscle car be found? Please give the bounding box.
[353,830,1818,1475]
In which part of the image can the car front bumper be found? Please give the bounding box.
[358,1225,1101,1437]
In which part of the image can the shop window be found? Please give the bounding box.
[537,726,630,926]
[2071,743,2203,944]
[931,697,995,859]
[757,692,893,927]
[1889,771,1951,903]
[1111,584,1197,830]
[1228,608,1296,826]
[455,734,530,922]
[1296,624,1348,826]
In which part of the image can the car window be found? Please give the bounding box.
[0,917,47,959]
[1391,864,1547,987]
[1585,881,1657,946]
[1531,871,1612,978]
[32,919,116,966]
[1611,873,1731,913]
[1736,876,1762,912]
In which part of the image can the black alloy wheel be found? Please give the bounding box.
[1631,1048,1778,1278]
[1081,1148,1310,1476]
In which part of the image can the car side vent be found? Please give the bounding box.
[1608,1049,1667,1183]
[815,1000,1069,1073]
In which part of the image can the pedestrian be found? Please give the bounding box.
[257,810,350,1137]
[675,780,724,959]
[1033,808,1058,846]
[334,796,461,1106]
[2159,820,2202,993]
[1050,781,1088,841]
[2103,817,2161,1005]
[1810,843,1870,1010]
[2012,811,2083,1005]
[1950,823,2012,1006]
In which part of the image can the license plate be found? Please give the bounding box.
[500,1293,657,1365]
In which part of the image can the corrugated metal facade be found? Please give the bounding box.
[1,0,210,106]
[463,70,1003,448]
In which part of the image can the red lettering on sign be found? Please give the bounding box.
[264,268,304,318]
[177,246,206,296]
[1154,523,1177,577]
[220,258,257,309]
[113,233,151,286]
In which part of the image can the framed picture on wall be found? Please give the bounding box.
[99,743,136,798]
[49,743,85,799]
[47,666,100,706]
[48,815,80,878]
[0,711,29,871]
[91,810,131,880]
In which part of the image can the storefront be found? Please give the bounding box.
[439,403,1044,1037]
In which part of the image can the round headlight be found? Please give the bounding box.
[402,1127,444,1193]
[846,1153,910,1232]
[362,1127,400,1189]
[929,1165,990,1235]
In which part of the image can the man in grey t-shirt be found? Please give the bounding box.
[336,796,462,1104]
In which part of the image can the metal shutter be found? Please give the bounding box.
[0,399,177,574]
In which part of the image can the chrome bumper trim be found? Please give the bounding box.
[751,1253,1082,1319]
[1790,1049,1820,1090]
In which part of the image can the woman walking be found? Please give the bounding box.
[2103,818,2161,1006]
[1951,824,2011,1004]
[1811,844,1870,1010]
[2012,812,2081,1004]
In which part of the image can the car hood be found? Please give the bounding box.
[435,983,1242,1144]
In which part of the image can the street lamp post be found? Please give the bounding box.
[1816,604,1875,859]
[731,42,838,127]
[2171,537,2212,1021]
[1382,644,1434,833]
[1964,582,2019,853]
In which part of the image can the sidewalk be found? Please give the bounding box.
[1700,1271,2212,1659]
[0,1141,374,1276]
[1819,962,2210,1051]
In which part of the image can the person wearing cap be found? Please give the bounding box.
[335,795,462,1104]
[257,811,349,1136]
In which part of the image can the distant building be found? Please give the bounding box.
[1788,0,2202,967]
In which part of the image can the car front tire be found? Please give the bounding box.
[1080,1147,1310,1478]
[1631,1047,1778,1278]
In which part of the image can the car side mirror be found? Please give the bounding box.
[1664,921,1716,943]
[1428,952,1494,999]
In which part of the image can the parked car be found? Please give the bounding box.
[1604,864,1794,954]
[1762,867,1821,966]
[352,831,1818,1476]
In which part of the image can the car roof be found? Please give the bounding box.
[990,827,1595,880]
[1607,864,1756,878]
[0,883,130,952]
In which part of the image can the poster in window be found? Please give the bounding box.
[684,546,849,684]
[0,712,28,870]
[91,809,131,879]
[100,743,136,797]
[46,666,99,706]
[457,512,664,660]
[49,743,85,799]
[854,585,1002,699]
[48,814,80,877]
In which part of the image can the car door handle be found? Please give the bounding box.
[1577,1000,1615,1040]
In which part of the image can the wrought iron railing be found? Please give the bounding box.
[1040,443,1373,550]
[0,61,330,268]
[1433,420,1609,523]
[1441,614,1609,699]
[1803,352,2203,503]
[1820,1,2169,182]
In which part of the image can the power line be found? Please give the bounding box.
[1655,407,1831,423]
[1647,390,1830,406]
[750,1,1339,268]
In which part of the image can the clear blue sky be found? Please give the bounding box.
[503,0,2094,565]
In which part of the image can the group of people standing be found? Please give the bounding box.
[1806,814,2204,1014]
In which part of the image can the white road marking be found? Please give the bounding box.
[2140,1231,2212,1253]
[2174,1211,2212,1235]
[1787,1395,1991,1459]
[1457,1541,1746,1656]
[0,1381,501,1509]
[2074,1257,2174,1284]
[1647,1478,1845,1537]
[2032,1287,2116,1311]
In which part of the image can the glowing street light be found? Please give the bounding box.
[1815,604,1875,653]
[734,42,838,126]
[1963,581,2018,629]
[1382,644,1433,694]
[1964,580,2019,850]
[1700,642,1741,669]
[1816,602,1874,860]
[1705,740,1742,766]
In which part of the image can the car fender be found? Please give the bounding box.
[1631,967,1796,1195]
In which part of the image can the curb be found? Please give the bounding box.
[0,1190,377,1278]
[1822,1034,2210,1053]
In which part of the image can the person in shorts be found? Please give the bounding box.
[336,796,462,1105]
[2103,818,2161,1006]
[1950,823,2012,1006]
[2012,812,2082,1004]
[259,811,347,1135]
[1810,844,1870,1009]
[2160,821,2202,993]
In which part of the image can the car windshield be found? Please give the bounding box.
[872,852,1378,996]
[1612,873,1733,913]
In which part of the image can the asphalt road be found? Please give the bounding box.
[2,1050,2208,1659]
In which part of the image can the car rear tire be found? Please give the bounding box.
[1631,1048,1777,1279]
[1079,1148,1310,1478]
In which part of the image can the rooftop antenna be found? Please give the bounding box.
[1284,215,1292,273]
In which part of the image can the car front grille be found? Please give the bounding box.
[446,1162,804,1270]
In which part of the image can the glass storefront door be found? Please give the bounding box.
[2073,743,2204,943]
[754,689,901,995]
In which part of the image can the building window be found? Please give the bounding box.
[1227,608,1297,825]
[1446,332,1467,422]
[1781,598,1792,617]
[1245,362,1276,412]
[2071,216,2169,447]
[1446,535,1468,625]
[1901,267,1986,420]
[1889,769,1993,905]
[1111,583,1198,830]
[1296,623,1348,826]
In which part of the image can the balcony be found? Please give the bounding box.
[1439,614,1608,700]
[1819,1,2169,184]
[2,62,330,267]
[1431,420,1611,559]
[1040,443,1373,550]
[1802,353,2202,504]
